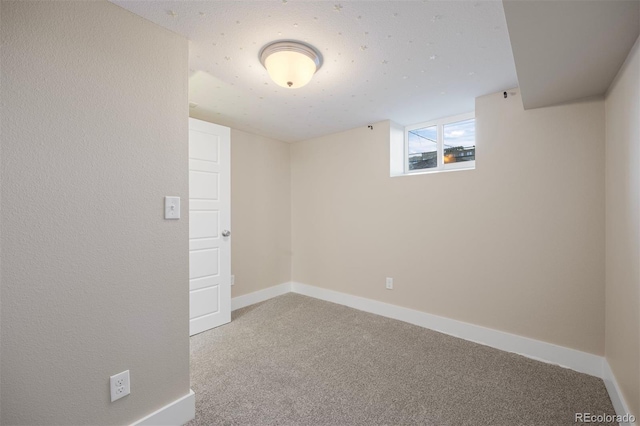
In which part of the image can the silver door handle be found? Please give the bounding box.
[222,230,231,237]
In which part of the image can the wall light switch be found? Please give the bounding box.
[165,196,180,220]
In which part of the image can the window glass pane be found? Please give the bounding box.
[443,118,475,164]
[408,126,437,170]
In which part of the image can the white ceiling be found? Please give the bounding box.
[504,0,639,110]
[113,1,518,142]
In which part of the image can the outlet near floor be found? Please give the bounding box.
[110,370,130,402]
[386,277,393,290]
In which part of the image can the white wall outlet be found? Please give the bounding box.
[110,370,130,402]
[386,277,393,290]
[230,275,235,286]
[164,196,180,220]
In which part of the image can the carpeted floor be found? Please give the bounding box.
[188,293,614,425]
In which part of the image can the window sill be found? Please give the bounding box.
[391,165,475,178]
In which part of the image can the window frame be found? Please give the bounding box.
[404,112,476,175]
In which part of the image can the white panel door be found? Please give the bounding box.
[189,118,231,336]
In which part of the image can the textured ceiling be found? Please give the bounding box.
[113,1,518,142]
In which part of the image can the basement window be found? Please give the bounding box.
[392,112,475,176]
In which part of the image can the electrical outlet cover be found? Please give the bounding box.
[110,370,130,402]
[386,277,393,289]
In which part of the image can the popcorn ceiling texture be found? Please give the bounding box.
[113,1,518,142]
[1,2,190,424]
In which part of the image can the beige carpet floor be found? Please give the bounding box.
[188,293,614,425]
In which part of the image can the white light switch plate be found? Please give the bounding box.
[165,196,180,220]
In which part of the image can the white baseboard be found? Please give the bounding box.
[132,389,195,426]
[290,282,604,378]
[603,360,638,425]
[222,282,632,421]
[231,282,292,311]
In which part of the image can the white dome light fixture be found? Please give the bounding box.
[259,40,323,89]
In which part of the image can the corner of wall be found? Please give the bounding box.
[229,129,292,298]
[604,33,640,419]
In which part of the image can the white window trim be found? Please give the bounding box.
[404,111,475,175]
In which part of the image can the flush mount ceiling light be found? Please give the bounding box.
[259,40,323,89]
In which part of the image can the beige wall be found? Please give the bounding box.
[0,2,190,425]
[228,129,291,297]
[291,90,606,355]
[605,35,640,418]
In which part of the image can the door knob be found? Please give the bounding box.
[222,230,231,237]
